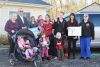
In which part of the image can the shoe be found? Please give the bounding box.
[86,57,91,60]
[80,57,84,59]
[47,57,50,60]
[42,57,45,61]
[54,57,57,59]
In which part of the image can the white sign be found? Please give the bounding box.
[68,26,82,36]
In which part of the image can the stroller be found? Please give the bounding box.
[9,29,42,67]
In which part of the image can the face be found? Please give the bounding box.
[18,8,24,16]
[83,16,89,21]
[45,15,50,22]
[70,15,74,20]
[42,34,46,38]
[38,15,43,20]
[59,13,64,18]
[11,14,17,21]
[31,17,35,23]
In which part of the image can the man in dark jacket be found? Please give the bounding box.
[79,14,95,60]
[16,8,28,29]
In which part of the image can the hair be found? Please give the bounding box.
[60,12,64,15]
[45,14,51,22]
[69,13,77,22]
[38,15,42,19]
[30,16,36,22]
[9,13,17,20]
[18,8,23,12]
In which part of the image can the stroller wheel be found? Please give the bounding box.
[9,59,15,66]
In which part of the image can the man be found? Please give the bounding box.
[16,8,28,29]
[79,14,95,60]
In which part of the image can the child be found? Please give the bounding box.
[39,33,50,61]
[56,32,64,61]
[17,36,34,60]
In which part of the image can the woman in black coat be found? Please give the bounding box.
[65,13,78,59]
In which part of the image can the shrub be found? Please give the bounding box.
[0,34,9,45]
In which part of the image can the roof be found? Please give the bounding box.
[0,0,50,6]
[76,2,100,14]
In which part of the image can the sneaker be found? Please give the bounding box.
[86,57,91,60]
[54,57,57,59]
[80,57,85,59]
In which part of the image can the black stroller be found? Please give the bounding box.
[9,29,42,67]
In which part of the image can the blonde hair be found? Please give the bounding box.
[56,32,61,39]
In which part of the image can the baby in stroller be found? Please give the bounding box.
[17,35,38,60]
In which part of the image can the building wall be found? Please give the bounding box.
[0,5,47,36]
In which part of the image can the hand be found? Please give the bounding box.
[11,30,15,33]
[73,36,77,39]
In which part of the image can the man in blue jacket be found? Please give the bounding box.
[79,14,95,60]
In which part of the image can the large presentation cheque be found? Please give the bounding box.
[68,26,82,36]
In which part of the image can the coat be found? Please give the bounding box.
[79,20,95,40]
[5,19,21,36]
[53,18,66,35]
[43,22,53,37]
[56,38,63,50]
[16,15,28,28]
[65,20,78,40]
[27,22,38,28]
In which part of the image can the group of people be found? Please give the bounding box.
[5,8,95,61]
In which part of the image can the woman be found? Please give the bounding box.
[27,16,40,44]
[79,14,95,60]
[53,12,66,35]
[53,12,67,58]
[66,13,78,59]
[37,15,44,32]
[43,14,57,57]
[28,16,38,28]
[5,13,21,54]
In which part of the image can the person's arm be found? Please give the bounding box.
[5,21,12,34]
[90,22,95,40]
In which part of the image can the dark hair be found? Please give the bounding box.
[38,15,42,19]
[31,16,35,21]
[45,14,51,22]
[69,13,77,22]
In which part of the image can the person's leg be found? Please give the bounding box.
[45,48,49,57]
[68,40,71,59]
[85,37,91,58]
[41,49,45,61]
[72,40,76,59]
[9,36,15,54]
[60,49,64,60]
[80,37,85,58]
[48,34,57,57]
[25,49,30,59]
[28,49,34,57]
[57,49,60,60]
[45,49,50,60]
